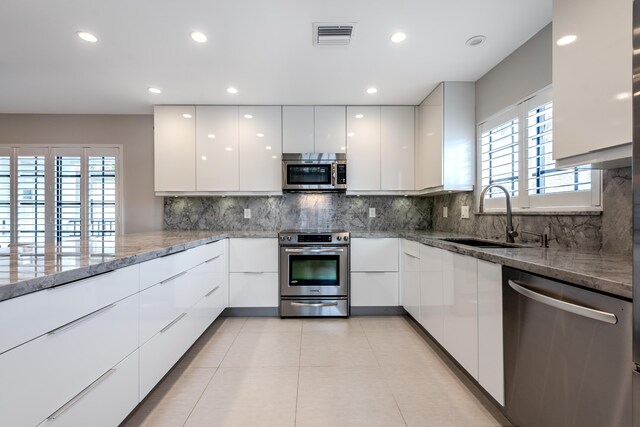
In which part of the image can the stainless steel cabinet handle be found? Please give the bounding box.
[160,270,188,285]
[205,254,222,263]
[284,248,344,253]
[508,280,618,324]
[404,252,419,259]
[290,301,339,307]
[160,312,187,333]
[48,303,116,336]
[48,368,116,420]
[205,285,221,297]
[244,271,265,274]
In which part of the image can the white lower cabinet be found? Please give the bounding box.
[351,238,399,307]
[351,272,399,306]
[229,272,279,307]
[37,350,139,427]
[400,239,420,319]
[477,260,504,405]
[419,244,446,344]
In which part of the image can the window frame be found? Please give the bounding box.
[476,87,602,212]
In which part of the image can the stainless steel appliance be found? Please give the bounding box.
[279,230,349,317]
[504,267,632,427]
[282,153,347,191]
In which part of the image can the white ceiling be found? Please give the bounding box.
[0,0,551,114]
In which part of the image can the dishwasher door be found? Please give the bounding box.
[503,267,632,427]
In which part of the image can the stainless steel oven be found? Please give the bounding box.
[282,153,347,191]
[279,231,349,317]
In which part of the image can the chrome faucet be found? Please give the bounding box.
[479,184,518,243]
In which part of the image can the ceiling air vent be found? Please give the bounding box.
[313,23,355,46]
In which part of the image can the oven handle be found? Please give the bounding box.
[290,301,339,307]
[284,248,345,253]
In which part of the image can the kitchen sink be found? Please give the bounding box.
[439,238,527,249]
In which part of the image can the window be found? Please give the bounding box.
[478,87,601,211]
[0,146,121,247]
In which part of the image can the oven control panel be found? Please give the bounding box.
[278,231,350,245]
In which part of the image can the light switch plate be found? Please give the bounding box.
[443,206,448,218]
[369,207,376,218]
[244,208,251,219]
[461,206,470,219]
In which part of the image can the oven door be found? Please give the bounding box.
[282,162,336,190]
[280,246,348,297]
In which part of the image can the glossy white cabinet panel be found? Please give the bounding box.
[346,106,381,191]
[195,106,239,191]
[381,106,415,191]
[443,253,478,380]
[477,260,504,405]
[238,106,282,192]
[418,245,446,343]
[140,247,201,291]
[400,239,420,319]
[37,350,139,427]
[315,106,346,153]
[0,294,138,427]
[416,84,443,190]
[154,106,196,192]
[351,272,399,306]
[229,238,278,272]
[553,0,632,164]
[229,272,279,307]
[283,106,314,153]
[350,238,399,272]
[0,265,138,355]
[190,280,227,334]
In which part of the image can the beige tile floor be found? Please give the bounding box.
[123,316,512,427]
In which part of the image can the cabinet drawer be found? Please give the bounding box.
[0,294,138,427]
[0,265,139,355]
[400,239,420,259]
[420,244,446,272]
[351,272,399,306]
[188,240,226,267]
[37,350,139,427]
[229,272,278,307]
[351,238,399,272]
[189,285,226,338]
[229,238,278,272]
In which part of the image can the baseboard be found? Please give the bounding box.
[222,307,279,317]
[350,306,407,316]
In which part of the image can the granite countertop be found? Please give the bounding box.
[0,229,631,303]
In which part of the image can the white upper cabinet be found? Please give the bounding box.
[238,106,283,192]
[196,106,239,191]
[347,106,381,191]
[381,106,415,191]
[282,106,346,153]
[415,82,475,194]
[552,0,632,167]
[314,106,346,153]
[154,106,196,192]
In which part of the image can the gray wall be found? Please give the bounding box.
[0,114,163,234]
[475,23,552,123]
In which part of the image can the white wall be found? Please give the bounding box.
[475,23,552,123]
[0,114,163,233]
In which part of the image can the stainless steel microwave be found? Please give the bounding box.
[282,153,347,191]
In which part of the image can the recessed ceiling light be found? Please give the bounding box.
[147,87,161,94]
[257,133,264,137]
[226,87,238,94]
[182,113,192,119]
[366,87,378,94]
[244,114,253,119]
[207,134,216,139]
[390,32,406,43]
[190,31,207,43]
[465,35,486,47]
[355,114,364,119]
[265,146,272,150]
[556,35,577,46]
[76,31,98,43]
[201,156,207,160]
[225,147,233,151]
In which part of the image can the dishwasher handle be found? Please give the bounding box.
[508,279,618,325]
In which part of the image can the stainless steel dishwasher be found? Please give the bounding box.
[503,267,632,427]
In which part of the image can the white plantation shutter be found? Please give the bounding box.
[480,115,519,198]
[0,152,10,247]
[16,153,47,245]
[88,153,117,236]
[55,155,82,241]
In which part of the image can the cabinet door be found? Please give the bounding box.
[229,272,279,307]
[283,106,314,153]
[350,238,398,272]
[346,106,381,191]
[553,0,632,161]
[381,106,415,191]
[315,106,346,153]
[351,272,399,306]
[400,240,420,319]
[477,260,504,405]
[443,253,478,380]
[229,238,278,272]
[238,106,282,192]
[196,106,239,191]
[154,106,196,192]
[419,245,445,343]
[416,85,443,190]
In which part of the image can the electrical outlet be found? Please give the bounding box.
[369,207,376,218]
[244,208,251,219]
[443,207,448,218]
[461,205,470,219]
